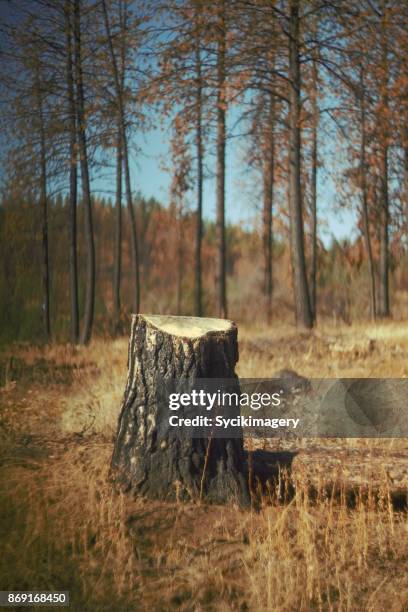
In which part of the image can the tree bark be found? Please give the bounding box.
[111,314,250,505]
[102,0,140,314]
[65,0,79,344]
[288,0,313,329]
[74,0,95,345]
[216,0,227,319]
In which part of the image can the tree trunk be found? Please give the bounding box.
[195,20,203,317]
[309,47,318,323]
[36,71,51,341]
[262,91,275,324]
[378,144,390,317]
[74,0,95,345]
[111,314,250,505]
[216,0,227,319]
[176,211,184,315]
[405,136,408,238]
[376,0,390,319]
[65,0,79,344]
[359,66,376,320]
[102,0,140,314]
[113,128,122,331]
[288,0,313,329]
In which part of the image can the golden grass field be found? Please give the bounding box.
[0,320,408,611]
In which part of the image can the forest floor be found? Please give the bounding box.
[0,320,408,611]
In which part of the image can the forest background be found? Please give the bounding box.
[0,0,407,344]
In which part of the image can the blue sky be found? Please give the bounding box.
[107,122,359,249]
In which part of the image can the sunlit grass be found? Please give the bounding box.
[0,321,407,610]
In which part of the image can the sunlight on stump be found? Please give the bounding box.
[111,314,250,505]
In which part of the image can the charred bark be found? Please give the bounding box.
[111,314,249,505]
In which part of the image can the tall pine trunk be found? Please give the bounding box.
[309,48,318,322]
[378,145,390,317]
[262,91,275,324]
[113,129,122,330]
[194,19,203,317]
[288,0,313,329]
[65,0,79,344]
[102,0,140,314]
[359,66,376,320]
[176,210,184,315]
[404,135,408,237]
[216,0,227,318]
[74,0,95,345]
[377,7,390,318]
[36,70,51,340]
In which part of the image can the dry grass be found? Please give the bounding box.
[0,321,408,611]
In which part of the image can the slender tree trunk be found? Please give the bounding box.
[309,49,318,322]
[378,145,390,317]
[216,0,227,318]
[65,1,79,344]
[288,0,313,329]
[176,210,183,315]
[262,91,275,324]
[74,0,95,345]
[377,8,390,318]
[404,136,408,237]
[36,72,51,340]
[102,0,140,313]
[359,67,377,320]
[194,20,203,317]
[113,129,122,330]
[405,134,408,206]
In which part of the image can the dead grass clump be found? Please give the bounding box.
[244,472,408,611]
[0,441,141,610]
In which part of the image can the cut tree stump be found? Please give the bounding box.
[111,314,250,504]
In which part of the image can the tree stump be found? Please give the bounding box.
[111,314,249,504]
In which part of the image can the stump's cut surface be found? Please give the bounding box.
[111,314,249,504]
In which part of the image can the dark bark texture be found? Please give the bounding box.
[111,315,249,505]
